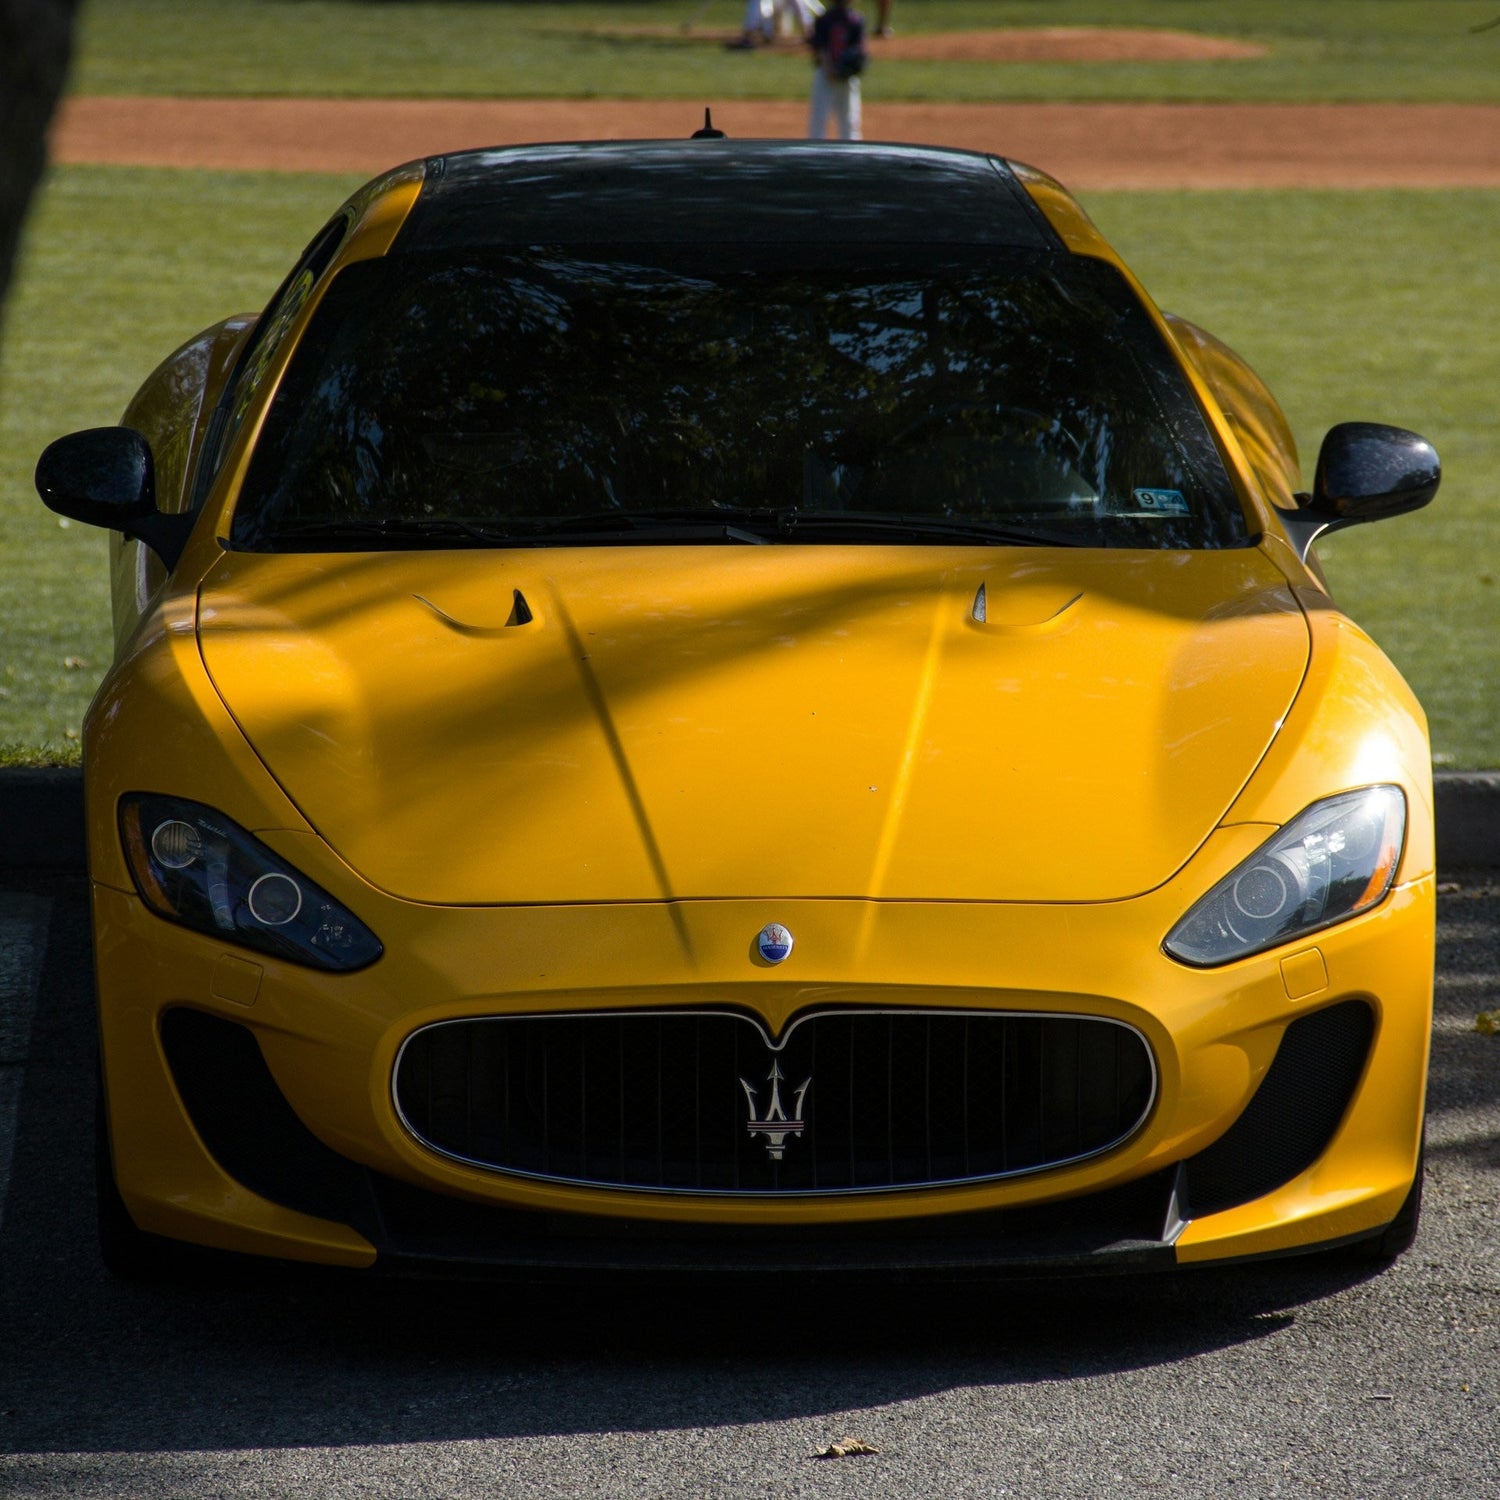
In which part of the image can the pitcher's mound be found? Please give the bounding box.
[875,28,1267,63]
[675,25,1267,62]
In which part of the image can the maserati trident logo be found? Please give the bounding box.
[740,1061,811,1161]
[756,922,794,964]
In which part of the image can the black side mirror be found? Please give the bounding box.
[35,427,193,569]
[1275,422,1439,561]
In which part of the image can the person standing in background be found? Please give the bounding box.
[807,0,866,141]
[874,0,892,36]
[731,0,822,49]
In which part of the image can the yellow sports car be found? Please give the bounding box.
[37,136,1440,1278]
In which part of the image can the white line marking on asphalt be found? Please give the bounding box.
[0,892,53,1234]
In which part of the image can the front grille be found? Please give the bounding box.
[393,1009,1156,1196]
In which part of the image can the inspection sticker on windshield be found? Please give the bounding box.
[1132,488,1189,515]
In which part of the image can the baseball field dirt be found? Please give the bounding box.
[46,22,1500,187]
[49,95,1500,188]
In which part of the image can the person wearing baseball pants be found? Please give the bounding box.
[807,0,864,140]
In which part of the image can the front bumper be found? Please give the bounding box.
[94,823,1433,1273]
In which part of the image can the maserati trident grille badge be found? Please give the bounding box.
[740,1061,811,1161]
[756,922,794,964]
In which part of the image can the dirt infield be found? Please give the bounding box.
[49,96,1500,188]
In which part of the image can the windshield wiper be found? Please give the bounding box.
[267,508,1080,551]
[501,508,1080,546]
[780,511,1084,547]
[269,512,774,549]
[501,509,775,545]
[270,516,513,548]
[522,510,1074,546]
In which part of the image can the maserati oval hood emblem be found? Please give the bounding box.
[756,923,794,964]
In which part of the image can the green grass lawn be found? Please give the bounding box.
[69,0,1500,103]
[1,166,1495,766]
[1089,189,1500,770]
[0,168,363,765]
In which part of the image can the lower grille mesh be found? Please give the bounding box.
[1183,999,1374,1218]
[394,1009,1155,1196]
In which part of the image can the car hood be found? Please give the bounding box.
[196,545,1307,905]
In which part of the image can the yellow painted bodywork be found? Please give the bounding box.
[86,153,1434,1272]
[93,856,1431,1253]
[194,545,1308,905]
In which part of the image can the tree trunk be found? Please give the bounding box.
[0,0,78,327]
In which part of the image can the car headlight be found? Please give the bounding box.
[1163,785,1406,967]
[119,793,383,972]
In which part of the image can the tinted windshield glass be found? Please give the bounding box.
[232,249,1246,550]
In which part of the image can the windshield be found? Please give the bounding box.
[231,248,1247,551]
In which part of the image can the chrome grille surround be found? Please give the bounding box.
[392,1007,1158,1197]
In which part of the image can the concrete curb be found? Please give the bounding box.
[1428,772,1500,868]
[2,767,1497,874]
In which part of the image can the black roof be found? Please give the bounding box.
[394,140,1062,253]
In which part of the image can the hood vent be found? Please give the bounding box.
[971,582,1085,631]
[412,588,534,634]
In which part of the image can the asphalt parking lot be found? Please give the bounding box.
[0,869,1495,1499]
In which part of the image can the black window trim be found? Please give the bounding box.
[187,214,352,515]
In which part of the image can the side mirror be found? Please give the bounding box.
[1313,422,1441,522]
[1275,422,1439,561]
[35,427,193,569]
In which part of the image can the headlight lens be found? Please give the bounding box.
[1163,785,1405,967]
[119,793,383,972]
